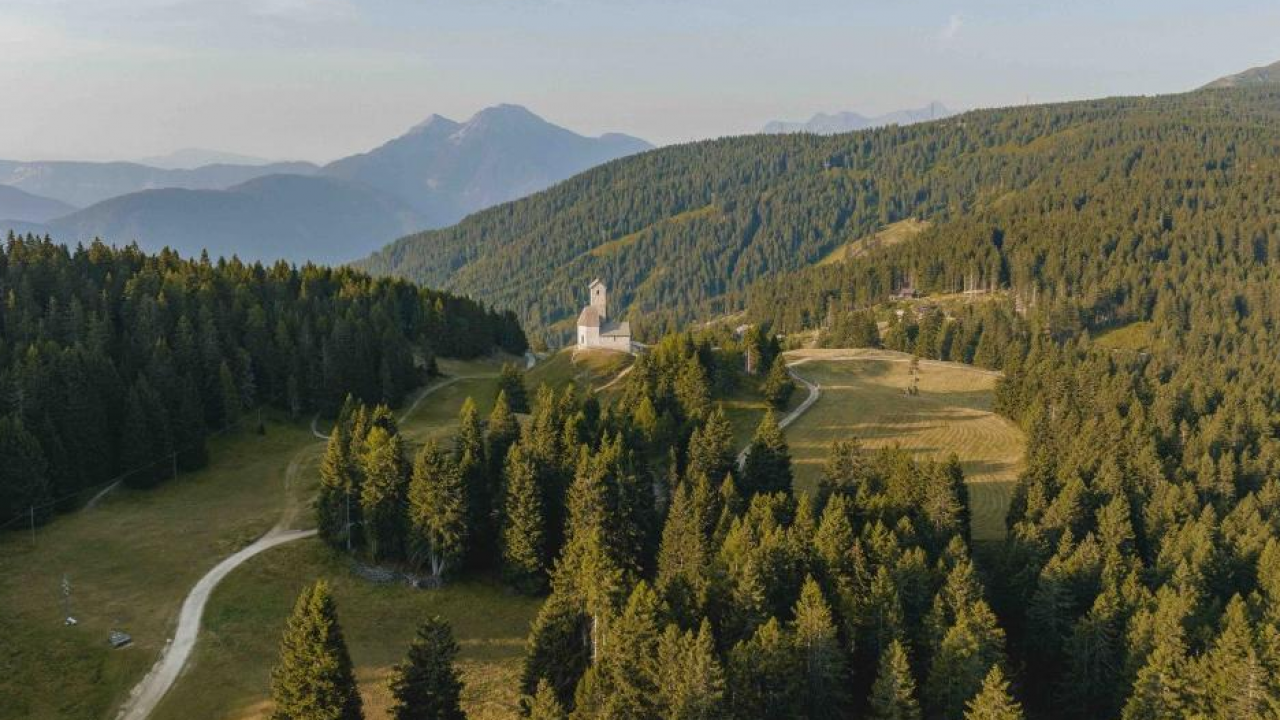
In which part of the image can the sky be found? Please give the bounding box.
[1,0,1278,163]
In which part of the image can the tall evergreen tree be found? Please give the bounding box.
[387,616,466,720]
[498,363,530,414]
[524,679,568,720]
[870,640,921,720]
[761,355,796,409]
[502,443,548,594]
[741,410,793,497]
[409,440,469,579]
[686,406,736,486]
[963,666,1023,720]
[360,426,410,562]
[656,620,727,720]
[792,576,848,720]
[269,581,363,720]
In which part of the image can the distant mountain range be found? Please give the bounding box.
[762,102,952,135]
[1202,59,1280,89]
[41,175,423,266]
[0,184,77,224]
[1,105,651,263]
[0,159,319,208]
[325,104,652,228]
[135,148,277,170]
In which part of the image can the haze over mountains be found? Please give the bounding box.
[0,105,651,263]
[762,102,952,135]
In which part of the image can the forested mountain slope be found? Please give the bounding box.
[363,86,1280,344]
[0,235,525,527]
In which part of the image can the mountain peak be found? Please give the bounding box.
[405,114,461,136]
[1203,59,1280,89]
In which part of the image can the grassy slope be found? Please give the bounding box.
[1093,321,1154,353]
[524,347,633,396]
[0,355,538,720]
[815,218,930,266]
[782,349,1025,541]
[152,355,538,720]
[152,543,540,720]
[0,419,318,720]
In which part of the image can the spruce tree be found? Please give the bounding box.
[687,406,736,484]
[656,620,728,720]
[761,355,796,409]
[572,581,661,720]
[656,481,711,625]
[963,666,1023,720]
[498,362,530,413]
[269,581,363,720]
[502,443,547,594]
[728,617,801,720]
[524,679,567,720]
[409,440,469,579]
[387,616,466,720]
[486,391,520,491]
[741,409,793,497]
[870,640,921,720]
[792,576,848,720]
[359,426,410,562]
[317,422,356,549]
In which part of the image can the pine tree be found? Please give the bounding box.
[218,359,241,427]
[1120,625,1193,720]
[728,617,801,720]
[360,425,410,562]
[502,443,547,594]
[656,620,728,720]
[740,410,793,497]
[925,601,1005,720]
[963,666,1023,720]
[675,355,712,422]
[409,440,469,579]
[524,679,567,720]
[317,422,356,549]
[792,576,848,719]
[269,581,363,720]
[761,355,796,409]
[572,581,662,720]
[387,616,466,720]
[656,481,711,625]
[487,391,520,490]
[870,640,921,720]
[0,414,49,521]
[687,406,736,486]
[498,362,530,413]
[455,397,490,566]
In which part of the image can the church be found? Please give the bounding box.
[576,279,632,352]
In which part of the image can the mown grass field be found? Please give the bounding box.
[1094,321,1154,353]
[0,418,320,720]
[0,353,540,720]
[524,347,633,396]
[151,541,541,720]
[782,349,1026,541]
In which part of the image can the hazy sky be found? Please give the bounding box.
[2,0,1278,162]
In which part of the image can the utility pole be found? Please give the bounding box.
[29,506,36,547]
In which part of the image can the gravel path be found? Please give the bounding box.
[114,527,317,720]
[737,362,821,468]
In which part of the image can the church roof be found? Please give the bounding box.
[589,278,605,290]
[601,320,631,338]
[577,305,601,327]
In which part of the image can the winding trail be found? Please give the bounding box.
[119,361,536,719]
[738,362,821,468]
[115,440,320,720]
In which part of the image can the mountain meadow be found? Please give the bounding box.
[7,79,1280,720]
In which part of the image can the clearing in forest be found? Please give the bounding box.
[0,355,538,720]
[783,349,1025,542]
